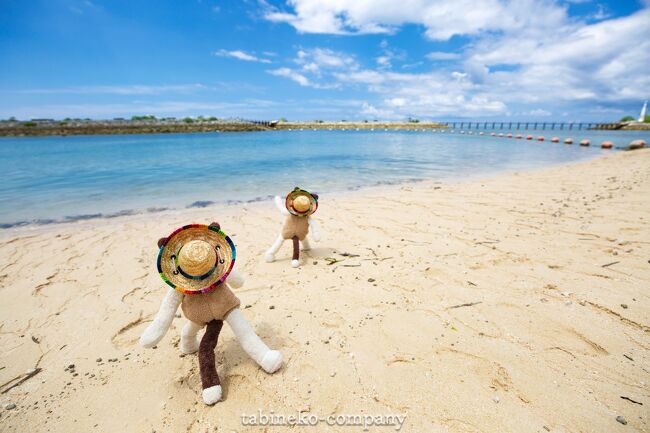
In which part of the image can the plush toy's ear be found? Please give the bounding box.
[208,222,221,230]
[157,237,167,248]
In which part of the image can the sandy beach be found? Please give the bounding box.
[1,149,648,433]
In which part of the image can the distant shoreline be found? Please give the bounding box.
[0,121,270,137]
[0,120,647,137]
[0,120,448,137]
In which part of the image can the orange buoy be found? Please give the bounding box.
[564,138,573,144]
[490,132,496,136]
[526,135,533,140]
[580,139,590,146]
[601,141,613,149]
[515,134,522,139]
[628,139,646,150]
[537,136,545,141]
[551,137,559,143]
[506,133,512,138]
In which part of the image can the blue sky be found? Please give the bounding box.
[0,0,648,121]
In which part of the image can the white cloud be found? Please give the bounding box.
[264,3,650,119]
[263,0,568,40]
[296,47,357,71]
[426,51,461,61]
[586,4,610,21]
[213,49,272,63]
[465,8,650,104]
[374,40,406,69]
[268,68,311,86]
[361,102,396,118]
[268,48,358,86]
[376,56,391,67]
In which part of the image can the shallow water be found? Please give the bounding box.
[0,128,648,227]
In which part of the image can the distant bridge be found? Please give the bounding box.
[441,121,622,130]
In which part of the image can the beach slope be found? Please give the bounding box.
[1,150,649,432]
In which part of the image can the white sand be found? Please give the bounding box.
[1,149,649,432]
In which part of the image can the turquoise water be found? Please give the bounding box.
[0,128,648,228]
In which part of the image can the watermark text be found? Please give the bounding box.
[241,410,407,431]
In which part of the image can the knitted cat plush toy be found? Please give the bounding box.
[265,187,321,268]
[139,222,283,405]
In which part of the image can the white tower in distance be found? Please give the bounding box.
[639,100,648,122]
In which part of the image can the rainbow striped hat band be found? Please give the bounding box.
[285,187,318,217]
[157,224,236,295]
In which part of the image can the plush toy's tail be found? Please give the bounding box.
[292,236,300,262]
[290,236,301,267]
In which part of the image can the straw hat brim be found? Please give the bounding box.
[157,224,236,295]
[286,188,318,217]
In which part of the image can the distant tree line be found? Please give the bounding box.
[621,115,649,123]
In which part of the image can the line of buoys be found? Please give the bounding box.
[440,129,648,152]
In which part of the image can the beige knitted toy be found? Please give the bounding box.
[265,187,320,268]
[140,222,283,405]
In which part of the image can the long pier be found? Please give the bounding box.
[441,121,622,130]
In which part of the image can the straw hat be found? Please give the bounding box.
[157,224,236,295]
[285,187,318,217]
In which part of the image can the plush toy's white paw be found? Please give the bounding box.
[202,385,222,405]
[139,325,164,348]
[180,337,199,354]
[312,233,321,242]
[265,252,276,263]
[291,259,300,268]
[260,350,283,374]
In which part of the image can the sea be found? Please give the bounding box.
[0,128,648,228]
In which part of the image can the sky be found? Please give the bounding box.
[0,0,648,121]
